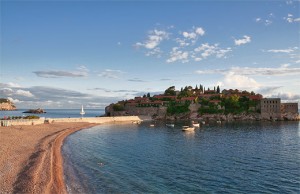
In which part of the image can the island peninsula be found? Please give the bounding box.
[105,85,299,121]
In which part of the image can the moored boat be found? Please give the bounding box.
[192,123,200,127]
[182,126,195,131]
[166,123,175,128]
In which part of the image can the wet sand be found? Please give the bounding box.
[0,122,97,194]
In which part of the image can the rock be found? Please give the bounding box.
[23,108,46,114]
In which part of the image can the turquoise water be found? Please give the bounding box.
[63,121,300,193]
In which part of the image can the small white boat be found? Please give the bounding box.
[217,120,221,124]
[132,121,141,124]
[182,126,195,131]
[80,105,85,117]
[150,124,155,127]
[201,121,206,125]
[166,123,175,128]
[192,123,200,127]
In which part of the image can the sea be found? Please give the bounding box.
[0,109,105,118]
[62,121,300,193]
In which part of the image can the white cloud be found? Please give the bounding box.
[0,82,21,88]
[193,43,232,61]
[195,27,205,36]
[166,47,189,63]
[77,65,89,72]
[183,31,197,39]
[34,66,89,78]
[280,64,290,68]
[294,18,300,22]
[223,72,261,90]
[98,69,125,79]
[145,47,162,57]
[283,13,300,23]
[266,48,296,53]
[182,27,205,39]
[15,89,34,97]
[234,35,251,46]
[255,18,261,22]
[175,38,190,47]
[195,66,300,76]
[7,97,22,103]
[269,92,300,101]
[265,20,273,26]
[175,26,205,48]
[135,29,169,50]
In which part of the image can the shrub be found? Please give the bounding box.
[23,115,40,119]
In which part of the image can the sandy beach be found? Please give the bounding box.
[0,122,97,194]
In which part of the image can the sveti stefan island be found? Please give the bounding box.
[1,1,300,194]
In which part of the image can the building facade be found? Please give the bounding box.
[260,98,281,120]
[281,103,298,114]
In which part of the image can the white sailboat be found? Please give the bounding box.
[80,105,85,117]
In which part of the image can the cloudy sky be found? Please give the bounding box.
[1,0,299,109]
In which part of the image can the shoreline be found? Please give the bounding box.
[0,122,98,193]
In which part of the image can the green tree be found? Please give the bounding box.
[112,103,125,111]
[200,84,203,92]
[216,85,220,93]
[164,86,176,96]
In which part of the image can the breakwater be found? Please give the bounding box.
[1,116,145,127]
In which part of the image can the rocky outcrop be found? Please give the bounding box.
[199,113,261,122]
[23,108,46,114]
[281,113,300,121]
[0,99,16,111]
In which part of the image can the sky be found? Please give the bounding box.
[0,0,299,109]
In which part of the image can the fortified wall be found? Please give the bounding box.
[106,105,167,118]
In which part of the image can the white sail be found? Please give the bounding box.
[80,105,85,115]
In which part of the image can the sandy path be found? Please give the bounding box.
[0,122,97,194]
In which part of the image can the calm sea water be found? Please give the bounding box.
[0,109,104,118]
[62,121,300,193]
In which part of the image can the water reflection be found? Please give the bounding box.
[183,130,195,138]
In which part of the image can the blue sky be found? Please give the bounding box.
[1,0,299,109]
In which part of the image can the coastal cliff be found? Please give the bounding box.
[0,99,16,111]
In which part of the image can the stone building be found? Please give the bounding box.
[281,103,298,114]
[260,98,281,120]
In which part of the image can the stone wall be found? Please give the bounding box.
[1,118,45,126]
[106,104,167,118]
[0,116,143,127]
[47,116,142,124]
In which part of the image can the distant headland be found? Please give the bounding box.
[0,98,16,111]
[105,85,299,121]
